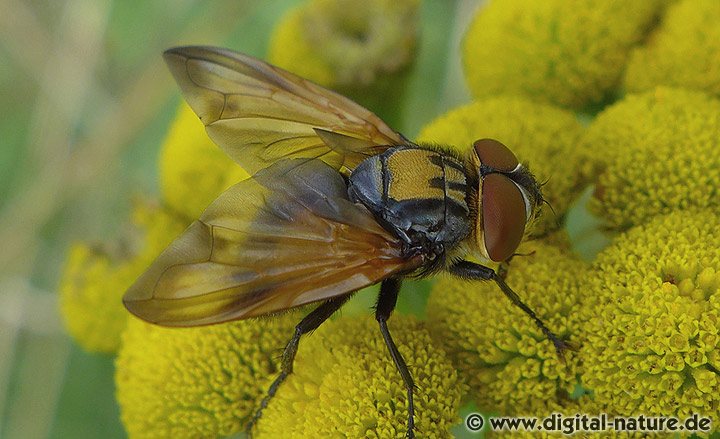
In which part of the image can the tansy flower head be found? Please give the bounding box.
[427,240,586,415]
[624,0,720,99]
[417,96,587,235]
[268,0,419,89]
[160,102,249,219]
[116,313,301,438]
[579,210,720,421]
[59,204,186,353]
[255,315,466,438]
[582,87,720,230]
[462,0,664,109]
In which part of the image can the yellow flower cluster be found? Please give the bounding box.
[417,96,587,235]
[255,315,466,439]
[462,0,665,109]
[625,0,720,99]
[60,102,249,354]
[580,210,720,419]
[268,0,419,88]
[59,204,186,353]
[582,87,720,229]
[427,240,586,415]
[60,101,252,354]
[116,313,301,439]
[160,103,248,219]
[60,1,720,435]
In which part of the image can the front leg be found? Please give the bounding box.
[448,260,572,358]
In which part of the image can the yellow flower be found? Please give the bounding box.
[426,240,586,415]
[417,96,587,235]
[160,102,249,220]
[579,210,720,420]
[61,101,251,354]
[268,6,333,87]
[255,315,466,438]
[624,0,720,99]
[582,87,720,230]
[462,0,665,109]
[116,313,301,439]
[59,204,187,353]
[268,0,419,88]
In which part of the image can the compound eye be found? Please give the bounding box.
[473,138,519,172]
[481,173,527,262]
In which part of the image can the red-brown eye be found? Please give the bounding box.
[481,173,527,262]
[473,138,519,172]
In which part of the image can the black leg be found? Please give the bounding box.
[448,260,572,358]
[246,294,351,436]
[375,278,416,438]
[497,250,536,280]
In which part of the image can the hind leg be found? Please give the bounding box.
[246,294,351,435]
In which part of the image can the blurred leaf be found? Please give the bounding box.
[396,279,432,318]
[51,345,124,439]
[0,48,36,210]
[0,108,31,209]
[2,331,70,439]
[224,0,302,55]
[565,187,613,261]
[402,0,461,137]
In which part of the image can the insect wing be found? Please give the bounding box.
[163,46,406,175]
[124,160,420,326]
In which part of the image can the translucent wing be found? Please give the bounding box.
[124,160,421,326]
[163,46,407,175]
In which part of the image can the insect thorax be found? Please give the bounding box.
[347,146,472,260]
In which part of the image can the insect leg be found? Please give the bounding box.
[375,278,416,439]
[448,260,573,358]
[246,294,351,435]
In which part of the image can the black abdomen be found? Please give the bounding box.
[348,146,471,259]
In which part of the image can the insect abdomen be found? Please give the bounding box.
[348,147,471,255]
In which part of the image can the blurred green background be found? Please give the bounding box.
[0,0,486,437]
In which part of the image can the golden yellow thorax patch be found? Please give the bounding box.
[444,165,466,206]
[386,149,445,201]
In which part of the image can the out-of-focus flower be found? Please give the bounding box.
[581,87,720,230]
[59,204,187,353]
[540,229,573,253]
[116,312,301,439]
[462,0,664,109]
[427,240,585,415]
[268,0,419,89]
[624,0,720,99]
[268,0,419,128]
[269,5,333,87]
[417,96,587,235]
[579,210,720,421]
[255,315,466,438]
[160,102,249,220]
[61,100,250,354]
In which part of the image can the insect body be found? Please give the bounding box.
[348,146,471,266]
[124,46,569,438]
